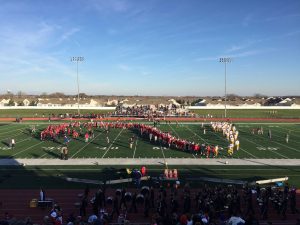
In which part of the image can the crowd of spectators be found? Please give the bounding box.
[1,181,296,225]
[112,104,195,118]
[0,181,299,225]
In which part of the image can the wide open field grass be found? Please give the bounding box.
[0,122,299,160]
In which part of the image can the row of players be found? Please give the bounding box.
[211,121,240,156]
[38,121,237,157]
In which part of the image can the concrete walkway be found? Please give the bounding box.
[0,158,299,166]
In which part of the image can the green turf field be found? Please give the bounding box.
[0,122,299,160]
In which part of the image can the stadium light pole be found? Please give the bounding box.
[71,56,84,115]
[219,57,232,118]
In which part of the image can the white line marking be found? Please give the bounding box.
[12,142,44,157]
[71,132,102,158]
[239,134,288,159]
[101,129,124,158]
[239,126,300,154]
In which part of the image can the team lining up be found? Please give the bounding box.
[38,121,240,157]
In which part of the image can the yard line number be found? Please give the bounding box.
[256,147,279,151]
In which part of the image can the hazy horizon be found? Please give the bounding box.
[0,0,299,96]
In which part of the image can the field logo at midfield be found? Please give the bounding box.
[256,147,279,151]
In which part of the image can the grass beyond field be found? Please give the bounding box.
[0,122,299,160]
[190,109,300,118]
[0,108,300,118]
[0,109,113,118]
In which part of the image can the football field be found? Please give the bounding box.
[0,122,299,160]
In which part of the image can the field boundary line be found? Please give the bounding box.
[101,128,124,158]
[1,158,300,166]
[71,132,102,158]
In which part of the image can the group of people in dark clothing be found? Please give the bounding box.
[71,182,299,225]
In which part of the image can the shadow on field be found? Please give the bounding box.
[1,140,10,147]
[42,150,60,158]
[242,158,300,172]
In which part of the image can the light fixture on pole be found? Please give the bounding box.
[219,57,232,118]
[71,56,84,115]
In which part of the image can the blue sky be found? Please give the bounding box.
[0,0,299,96]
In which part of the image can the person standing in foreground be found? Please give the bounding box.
[11,138,15,149]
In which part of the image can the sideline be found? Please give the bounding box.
[0,158,299,166]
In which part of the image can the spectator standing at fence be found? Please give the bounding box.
[40,188,46,201]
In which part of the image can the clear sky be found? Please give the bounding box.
[0,0,299,96]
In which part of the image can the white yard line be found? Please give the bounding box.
[101,129,124,158]
[276,125,300,133]
[237,131,289,159]
[71,132,102,158]
[269,127,300,144]
[168,124,181,138]
[0,125,23,132]
[0,128,24,138]
[160,145,166,162]
[239,127,300,154]
[238,148,258,158]
[0,129,23,141]
[12,142,44,157]
[41,150,53,158]
[184,126,209,144]
[269,138,300,153]
[16,137,32,144]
